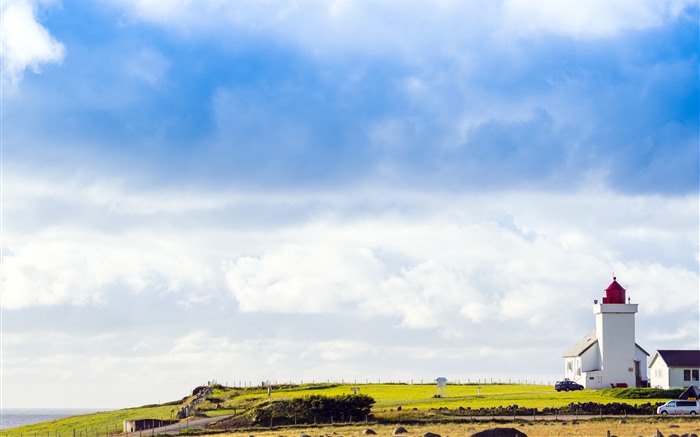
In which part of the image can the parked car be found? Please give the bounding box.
[554,380,584,391]
[656,399,700,415]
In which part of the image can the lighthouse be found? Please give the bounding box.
[563,277,649,389]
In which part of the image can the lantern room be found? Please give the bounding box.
[602,277,626,304]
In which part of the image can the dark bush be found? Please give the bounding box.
[603,388,684,399]
[442,401,663,417]
[248,394,375,425]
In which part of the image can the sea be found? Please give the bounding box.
[0,409,104,430]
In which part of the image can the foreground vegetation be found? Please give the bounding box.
[2,383,685,437]
[213,419,700,437]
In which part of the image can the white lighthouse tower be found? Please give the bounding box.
[563,277,649,389]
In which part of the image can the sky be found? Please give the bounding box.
[1,0,698,409]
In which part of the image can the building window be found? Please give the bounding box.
[693,369,699,381]
[567,361,572,372]
[684,369,695,381]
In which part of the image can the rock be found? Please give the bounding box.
[424,433,441,437]
[671,426,681,428]
[654,430,664,437]
[668,434,679,437]
[619,419,627,424]
[393,427,408,435]
[299,434,312,437]
[363,430,377,435]
[469,428,528,437]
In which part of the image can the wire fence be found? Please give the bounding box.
[223,378,552,387]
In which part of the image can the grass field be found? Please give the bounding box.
[1,405,177,437]
[204,383,671,411]
[1,383,681,437]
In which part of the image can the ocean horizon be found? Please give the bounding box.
[0,409,106,430]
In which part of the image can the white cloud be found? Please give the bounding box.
[1,0,65,87]
[225,243,384,314]
[2,170,697,408]
[501,0,697,40]
[104,0,695,58]
[1,227,220,309]
[5,170,695,339]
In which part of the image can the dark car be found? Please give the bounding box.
[555,380,584,391]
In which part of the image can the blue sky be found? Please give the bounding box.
[1,0,698,409]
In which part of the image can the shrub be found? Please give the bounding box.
[248,394,375,425]
[441,401,663,416]
[603,388,684,399]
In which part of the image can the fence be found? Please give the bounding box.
[223,379,552,387]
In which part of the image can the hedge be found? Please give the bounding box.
[249,394,375,425]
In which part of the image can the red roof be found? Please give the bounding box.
[605,277,626,292]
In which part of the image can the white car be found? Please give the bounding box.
[656,399,700,415]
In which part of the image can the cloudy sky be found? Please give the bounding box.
[1,0,698,409]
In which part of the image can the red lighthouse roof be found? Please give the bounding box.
[603,276,626,304]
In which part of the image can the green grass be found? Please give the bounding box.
[204,383,670,410]
[2,383,676,436]
[2,405,177,437]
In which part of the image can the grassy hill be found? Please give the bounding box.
[2,383,678,436]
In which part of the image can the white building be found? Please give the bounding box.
[648,350,700,389]
[563,277,649,389]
